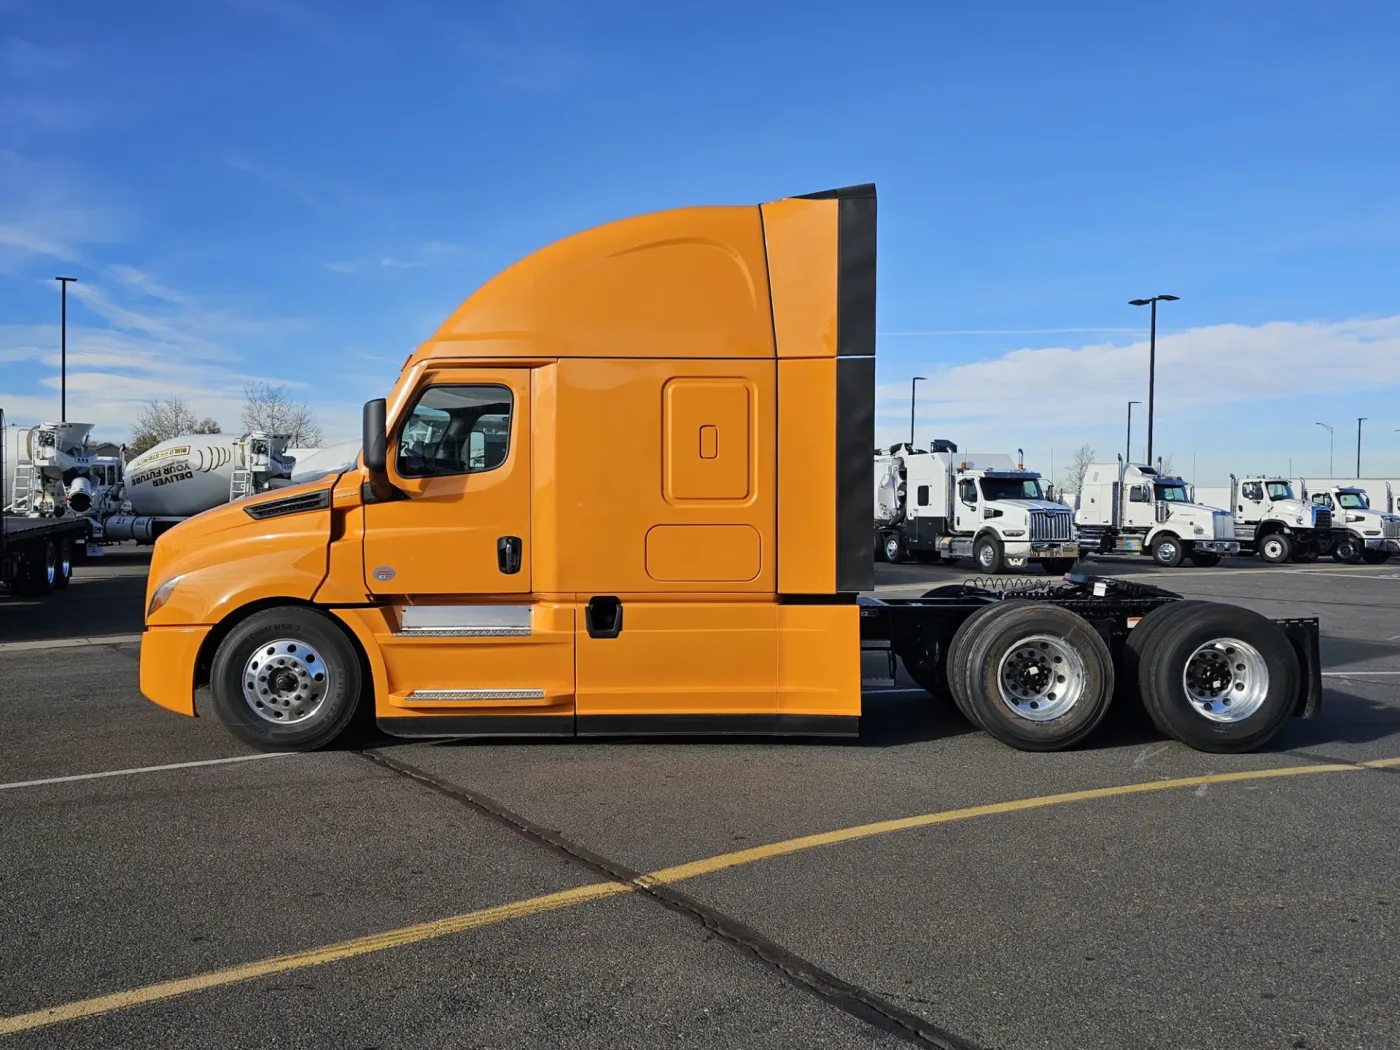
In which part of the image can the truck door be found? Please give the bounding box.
[953,477,980,533]
[1239,480,1264,522]
[363,367,531,597]
[362,367,573,730]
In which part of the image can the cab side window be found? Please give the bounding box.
[397,385,512,478]
[1241,482,1262,501]
[1312,493,1334,510]
[958,479,977,504]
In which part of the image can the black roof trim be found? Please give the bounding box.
[796,183,876,200]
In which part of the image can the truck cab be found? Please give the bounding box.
[1075,461,1237,567]
[1308,485,1400,563]
[1226,475,1331,563]
[874,445,1078,573]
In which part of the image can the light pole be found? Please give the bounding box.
[909,376,926,448]
[1315,422,1333,476]
[1128,294,1179,468]
[55,277,77,422]
[1126,400,1142,464]
[1357,417,1367,478]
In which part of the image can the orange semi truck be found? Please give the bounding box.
[139,184,1321,754]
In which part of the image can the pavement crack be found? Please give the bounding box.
[359,749,982,1050]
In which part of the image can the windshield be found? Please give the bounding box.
[979,477,1044,501]
[1154,483,1190,502]
[1337,490,1370,510]
[1265,481,1294,500]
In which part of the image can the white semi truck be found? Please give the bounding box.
[1189,476,1333,563]
[1302,482,1400,563]
[874,442,1079,574]
[1075,460,1238,568]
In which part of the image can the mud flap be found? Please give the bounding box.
[1274,617,1323,718]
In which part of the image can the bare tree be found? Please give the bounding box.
[128,396,221,457]
[1158,453,1176,477]
[1062,442,1096,498]
[242,382,323,447]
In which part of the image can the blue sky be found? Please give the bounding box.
[3,0,1399,485]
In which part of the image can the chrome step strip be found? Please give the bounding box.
[407,688,546,702]
[394,605,531,638]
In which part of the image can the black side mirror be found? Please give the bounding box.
[363,399,387,472]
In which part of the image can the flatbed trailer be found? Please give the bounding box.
[1,409,88,597]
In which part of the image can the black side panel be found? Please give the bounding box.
[577,714,859,737]
[837,355,875,592]
[835,190,877,359]
[378,715,574,738]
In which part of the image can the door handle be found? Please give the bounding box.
[497,536,522,575]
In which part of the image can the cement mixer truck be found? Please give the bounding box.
[3,419,301,549]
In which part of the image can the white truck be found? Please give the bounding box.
[4,421,300,547]
[1074,460,1238,568]
[1301,482,1400,563]
[874,442,1079,574]
[1190,476,1333,563]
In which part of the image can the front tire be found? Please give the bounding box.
[1332,535,1363,564]
[209,607,364,752]
[1151,534,1184,568]
[1259,533,1292,564]
[883,532,906,564]
[1130,602,1298,753]
[1362,549,1390,565]
[974,534,1005,574]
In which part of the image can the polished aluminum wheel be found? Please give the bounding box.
[241,638,331,725]
[996,634,1085,721]
[1182,637,1268,723]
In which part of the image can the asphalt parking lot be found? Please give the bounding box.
[2,549,1399,1049]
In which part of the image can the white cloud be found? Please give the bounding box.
[325,241,462,276]
[882,315,1400,433]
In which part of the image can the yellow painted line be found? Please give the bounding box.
[0,883,629,1037]
[636,762,1358,886]
[0,757,1387,1037]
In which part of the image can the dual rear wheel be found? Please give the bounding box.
[911,597,1301,753]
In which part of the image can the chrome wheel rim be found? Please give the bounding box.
[996,634,1085,721]
[978,544,995,569]
[59,545,70,579]
[1157,541,1177,562]
[44,544,56,585]
[241,638,331,725]
[1182,637,1268,723]
[1263,537,1283,559]
[884,536,900,560]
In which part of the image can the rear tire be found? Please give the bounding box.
[1259,533,1292,564]
[17,540,58,595]
[1332,535,1363,564]
[1132,602,1298,753]
[955,602,1115,751]
[1151,534,1184,568]
[1042,558,1077,576]
[974,534,1005,574]
[1187,551,1221,567]
[1291,548,1318,564]
[946,600,1035,728]
[209,607,364,752]
[53,538,73,589]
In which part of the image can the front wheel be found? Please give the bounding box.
[882,532,906,564]
[209,607,364,752]
[1129,602,1299,753]
[1332,535,1364,564]
[1259,533,1292,564]
[974,535,1005,574]
[1151,534,1184,568]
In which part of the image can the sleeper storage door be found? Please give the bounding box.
[363,367,531,597]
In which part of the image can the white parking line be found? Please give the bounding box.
[0,752,293,791]
[1321,671,1400,677]
[0,633,143,653]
